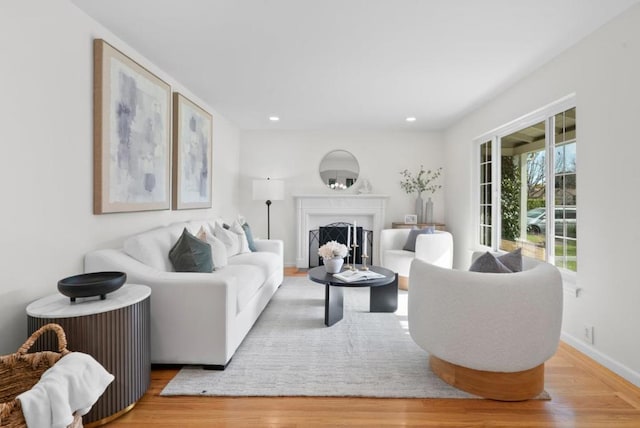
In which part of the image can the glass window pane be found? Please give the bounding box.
[565,142,576,173]
[567,239,577,271]
[555,145,565,174]
[481,162,491,184]
[481,141,492,163]
[555,107,576,145]
[568,219,577,239]
[555,175,565,206]
[481,226,492,247]
[565,174,576,205]
[555,238,566,269]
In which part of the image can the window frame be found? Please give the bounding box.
[472,94,576,278]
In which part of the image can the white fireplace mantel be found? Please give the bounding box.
[294,194,389,268]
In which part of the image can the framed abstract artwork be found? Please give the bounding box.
[93,39,171,214]
[172,93,213,210]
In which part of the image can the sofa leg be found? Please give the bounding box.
[203,358,231,371]
[203,365,225,371]
[429,355,544,401]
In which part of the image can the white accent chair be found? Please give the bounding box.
[408,252,563,401]
[379,229,453,290]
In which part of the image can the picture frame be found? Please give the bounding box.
[404,214,418,224]
[93,39,172,214]
[172,93,213,210]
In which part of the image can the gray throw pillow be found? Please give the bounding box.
[498,248,523,272]
[241,222,258,252]
[469,251,512,273]
[402,226,435,252]
[169,228,213,273]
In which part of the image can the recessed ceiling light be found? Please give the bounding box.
[406,117,417,122]
[269,116,280,122]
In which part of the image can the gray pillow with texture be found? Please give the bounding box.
[402,226,435,252]
[498,248,523,272]
[169,228,213,273]
[469,251,512,273]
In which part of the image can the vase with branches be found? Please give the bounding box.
[400,166,442,223]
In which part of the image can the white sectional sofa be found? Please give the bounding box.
[84,219,283,369]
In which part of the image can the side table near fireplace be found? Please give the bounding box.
[26,284,151,426]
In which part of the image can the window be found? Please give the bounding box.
[479,140,493,247]
[553,109,577,271]
[475,100,577,272]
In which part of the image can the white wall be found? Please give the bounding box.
[239,130,445,266]
[0,0,241,353]
[444,4,640,385]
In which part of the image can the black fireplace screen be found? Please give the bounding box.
[308,222,373,268]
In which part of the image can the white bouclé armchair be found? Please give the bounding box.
[379,229,453,290]
[408,252,563,400]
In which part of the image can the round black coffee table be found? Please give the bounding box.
[308,265,398,326]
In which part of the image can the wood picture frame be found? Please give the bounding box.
[93,39,172,214]
[172,93,213,210]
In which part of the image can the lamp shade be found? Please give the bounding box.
[252,178,285,201]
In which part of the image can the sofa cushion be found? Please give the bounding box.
[214,222,242,256]
[195,226,228,269]
[228,251,281,279]
[123,223,186,271]
[402,226,435,252]
[169,228,213,273]
[230,220,251,254]
[217,264,268,313]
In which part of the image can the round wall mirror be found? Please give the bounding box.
[319,150,359,190]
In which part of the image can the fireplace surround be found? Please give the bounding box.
[294,194,388,268]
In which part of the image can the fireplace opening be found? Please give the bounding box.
[308,222,373,268]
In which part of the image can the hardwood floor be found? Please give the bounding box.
[107,269,640,427]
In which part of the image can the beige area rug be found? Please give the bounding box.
[161,277,550,399]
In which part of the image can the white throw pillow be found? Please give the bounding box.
[123,224,185,271]
[230,219,251,254]
[214,222,241,257]
[196,226,228,269]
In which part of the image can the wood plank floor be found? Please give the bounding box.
[107,270,640,427]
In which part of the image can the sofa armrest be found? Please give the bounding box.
[254,239,283,257]
[84,248,237,365]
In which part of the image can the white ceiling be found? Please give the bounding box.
[71,0,638,131]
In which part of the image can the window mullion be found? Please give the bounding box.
[546,115,556,264]
[492,135,500,251]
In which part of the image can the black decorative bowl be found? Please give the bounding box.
[57,271,127,302]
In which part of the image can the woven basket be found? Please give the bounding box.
[0,323,83,428]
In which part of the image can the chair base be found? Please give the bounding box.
[398,275,409,290]
[429,355,544,401]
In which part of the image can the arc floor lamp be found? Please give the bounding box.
[252,178,284,239]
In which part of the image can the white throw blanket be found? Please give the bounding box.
[17,352,114,428]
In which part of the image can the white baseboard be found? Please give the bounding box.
[561,332,640,388]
